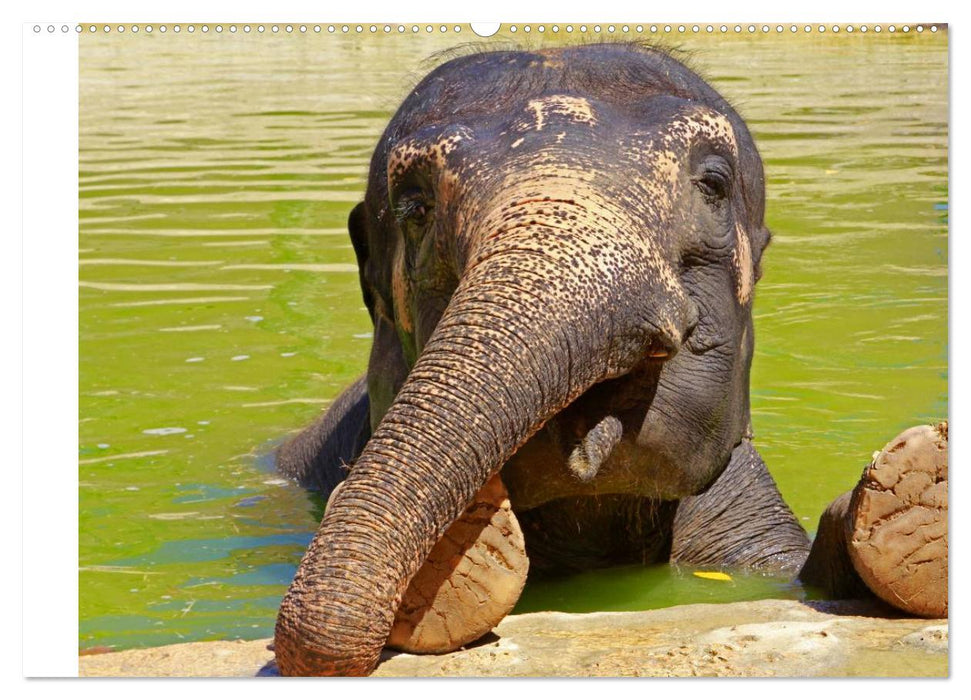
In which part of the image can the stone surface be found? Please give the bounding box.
[78,599,948,678]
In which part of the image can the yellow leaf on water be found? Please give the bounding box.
[693,571,733,582]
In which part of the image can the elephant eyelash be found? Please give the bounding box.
[693,157,734,201]
[394,193,432,224]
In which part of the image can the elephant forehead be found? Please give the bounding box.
[387,127,472,180]
[522,95,598,131]
[622,106,738,158]
[663,107,738,154]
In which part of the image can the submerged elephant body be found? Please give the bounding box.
[274,44,947,676]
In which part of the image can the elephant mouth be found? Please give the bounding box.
[550,354,665,455]
[500,354,685,509]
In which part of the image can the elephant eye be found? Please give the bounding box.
[394,187,434,226]
[693,156,733,202]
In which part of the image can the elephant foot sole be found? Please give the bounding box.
[387,474,529,654]
[847,421,948,618]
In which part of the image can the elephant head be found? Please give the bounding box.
[275,44,771,675]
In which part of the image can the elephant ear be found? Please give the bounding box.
[348,201,376,323]
[346,200,413,429]
[751,225,772,283]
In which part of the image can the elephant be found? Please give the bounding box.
[273,43,949,676]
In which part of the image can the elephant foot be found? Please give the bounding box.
[845,422,948,617]
[385,474,529,653]
[799,490,870,600]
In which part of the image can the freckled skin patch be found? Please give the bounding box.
[619,106,739,219]
[467,166,686,310]
[387,128,471,183]
[673,108,739,158]
[733,222,754,305]
[526,95,598,131]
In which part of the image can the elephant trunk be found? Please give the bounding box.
[274,207,695,675]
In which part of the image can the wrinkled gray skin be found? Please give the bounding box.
[274,44,835,676]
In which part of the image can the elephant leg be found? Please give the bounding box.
[326,474,529,654]
[276,375,371,496]
[797,491,871,599]
[671,440,811,574]
[801,422,948,618]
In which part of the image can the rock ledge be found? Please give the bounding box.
[79,599,947,678]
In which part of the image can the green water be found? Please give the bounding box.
[78,29,947,651]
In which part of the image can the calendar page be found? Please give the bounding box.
[21,9,950,682]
